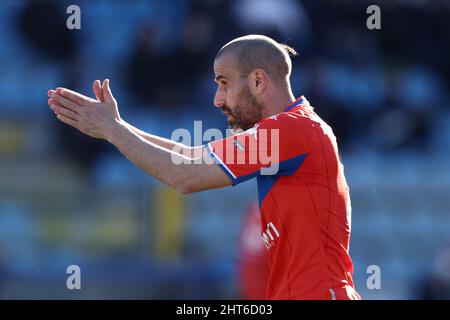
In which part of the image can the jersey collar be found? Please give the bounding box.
[284,95,307,112]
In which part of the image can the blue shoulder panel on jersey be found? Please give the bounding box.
[257,153,308,207]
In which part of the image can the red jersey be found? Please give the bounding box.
[207,96,361,300]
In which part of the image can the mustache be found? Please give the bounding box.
[221,106,233,115]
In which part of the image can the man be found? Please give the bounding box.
[47,35,360,300]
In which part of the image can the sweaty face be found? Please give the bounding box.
[214,55,264,131]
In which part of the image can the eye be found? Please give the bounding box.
[216,80,227,90]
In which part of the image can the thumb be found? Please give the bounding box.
[102,79,115,103]
[93,80,104,102]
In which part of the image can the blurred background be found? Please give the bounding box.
[0,0,449,299]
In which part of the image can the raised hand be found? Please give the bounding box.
[48,79,121,140]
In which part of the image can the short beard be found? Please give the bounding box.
[231,85,264,131]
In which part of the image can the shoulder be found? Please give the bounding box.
[257,109,315,132]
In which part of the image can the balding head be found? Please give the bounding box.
[213,35,298,131]
[215,34,298,86]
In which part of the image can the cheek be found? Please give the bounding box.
[229,86,243,106]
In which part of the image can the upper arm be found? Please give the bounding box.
[181,116,311,193]
[204,116,310,186]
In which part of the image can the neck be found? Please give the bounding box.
[261,87,296,119]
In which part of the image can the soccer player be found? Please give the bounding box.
[47,35,360,300]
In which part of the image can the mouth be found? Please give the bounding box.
[220,107,236,127]
[221,109,233,120]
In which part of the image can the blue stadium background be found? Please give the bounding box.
[0,0,449,299]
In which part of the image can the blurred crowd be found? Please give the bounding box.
[1,0,448,171]
[0,0,449,299]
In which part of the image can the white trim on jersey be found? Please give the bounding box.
[206,142,237,180]
[329,288,336,300]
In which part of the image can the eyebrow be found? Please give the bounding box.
[214,75,228,82]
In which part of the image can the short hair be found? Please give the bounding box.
[215,35,298,84]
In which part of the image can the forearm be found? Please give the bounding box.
[47,82,228,193]
[123,121,200,158]
[107,120,209,193]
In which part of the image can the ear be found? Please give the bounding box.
[250,68,268,94]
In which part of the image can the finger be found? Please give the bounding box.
[48,98,64,111]
[48,98,78,120]
[56,87,96,105]
[93,80,104,102]
[50,92,82,113]
[51,104,79,122]
[102,79,115,102]
[48,98,63,116]
[56,113,79,129]
[48,97,62,107]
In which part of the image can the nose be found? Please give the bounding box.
[214,89,225,108]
